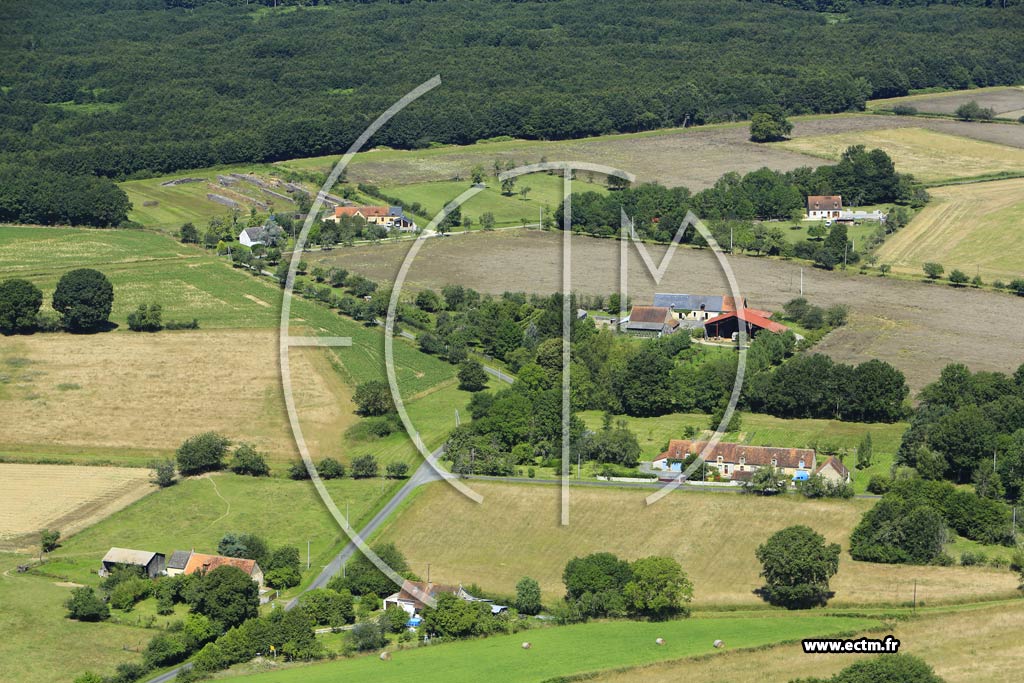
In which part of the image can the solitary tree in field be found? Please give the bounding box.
[500,175,517,196]
[179,222,199,243]
[353,380,396,416]
[470,165,486,184]
[40,529,61,553]
[856,433,873,470]
[0,278,43,334]
[52,268,114,331]
[749,107,793,142]
[756,525,839,609]
[480,212,496,231]
[922,262,944,280]
[879,263,892,276]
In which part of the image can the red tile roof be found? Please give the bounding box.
[704,308,788,334]
[183,553,259,577]
[334,205,389,218]
[656,440,814,470]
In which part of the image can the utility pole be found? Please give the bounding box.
[427,563,431,585]
[307,540,310,570]
[730,224,733,253]
[912,579,917,614]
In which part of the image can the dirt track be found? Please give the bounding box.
[320,230,1024,392]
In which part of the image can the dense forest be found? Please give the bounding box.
[0,0,1021,225]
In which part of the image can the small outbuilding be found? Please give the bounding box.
[625,305,679,338]
[704,308,788,340]
[814,455,852,484]
[100,547,166,578]
[165,550,192,577]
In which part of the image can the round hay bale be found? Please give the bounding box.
[521,642,532,650]
[380,651,392,661]
[713,639,724,649]
[655,637,665,646]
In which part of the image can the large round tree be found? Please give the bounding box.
[0,278,43,333]
[52,268,113,331]
[756,525,840,609]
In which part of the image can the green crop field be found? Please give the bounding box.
[44,473,394,586]
[228,612,883,683]
[376,481,1019,608]
[595,601,1024,683]
[0,553,154,683]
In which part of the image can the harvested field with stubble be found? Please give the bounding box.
[868,86,1024,117]
[313,230,1024,392]
[278,114,1024,192]
[0,464,154,551]
[378,481,1020,607]
[0,330,353,465]
[875,178,1024,281]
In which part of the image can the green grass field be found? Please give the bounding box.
[120,164,302,231]
[381,173,607,228]
[44,473,395,587]
[0,225,454,393]
[0,553,153,683]
[229,613,883,683]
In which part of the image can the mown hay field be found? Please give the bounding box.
[875,177,1024,282]
[0,330,353,465]
[0,464,154,551]
[775,127,1024,184]
[377,482,1020,607]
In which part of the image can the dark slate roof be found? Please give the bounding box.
[167,550,191,570]
[653,293,725,311]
